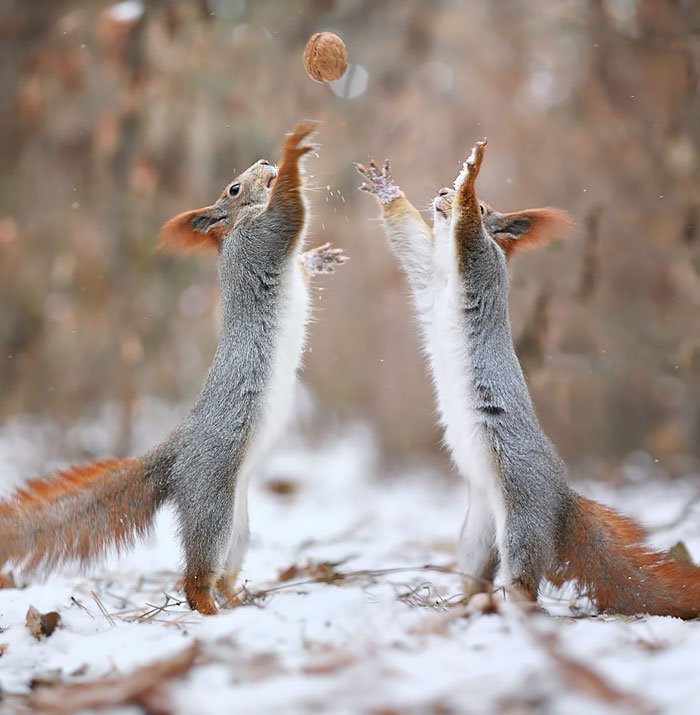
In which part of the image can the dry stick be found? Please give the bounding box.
[69,596,96,621]
[94,563,580,623]
[104,590,143,609]
[131,593,190,623]
[91,591,116,627]
[397,580,460,610]
[248,563,490,598]
[110,564,489,621]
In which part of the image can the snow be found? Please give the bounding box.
[454,144,483,190]
[1,406,700,714]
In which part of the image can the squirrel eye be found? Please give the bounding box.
[229,183,241,197]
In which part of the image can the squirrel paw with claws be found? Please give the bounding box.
[454,138,488,190]
[355,159,403,205]
[301,242,350,276]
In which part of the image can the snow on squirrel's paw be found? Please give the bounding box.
[355,158,402,205]
[454,138,488,190]
[301,242,350,276]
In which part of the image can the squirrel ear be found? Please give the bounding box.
[158,206,227,253]
[487,208,573,258]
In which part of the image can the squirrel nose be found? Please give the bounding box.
[438,188,450,197]
[258,159,270,165]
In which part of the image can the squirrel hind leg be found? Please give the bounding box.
[507,578,539,603]
[461,550,499,602]
[215,571,243,608]
[497,518,551,606]
[179,495,235,615]
[183,571,219,615]
[457,493,499,599]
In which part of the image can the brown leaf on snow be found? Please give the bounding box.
[526,621,655,715]
[302,645,358,675]
[0,643,8,657]
[30,671,64,689]
[277,560,346,584]
[264,478,299,495]
[25,606,61,640]
[669,540,694,565]
[27,643,199,714]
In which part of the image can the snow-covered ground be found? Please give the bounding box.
[1,403,700,714]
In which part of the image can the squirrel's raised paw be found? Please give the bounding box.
[301,242,350,276]
[281,121,319,162]
[354,158,402,205]
[454,138,488,190]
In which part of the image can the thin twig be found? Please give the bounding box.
[250,563,489,598]
[91,591,116,627]
[70,596,96,621]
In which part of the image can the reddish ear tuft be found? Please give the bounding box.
[496,208,574,258]
[157,207,224,254]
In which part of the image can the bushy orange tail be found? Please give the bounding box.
[550,494,700,619]
[0,458,161,574]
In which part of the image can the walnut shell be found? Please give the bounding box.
[303,32,348,83]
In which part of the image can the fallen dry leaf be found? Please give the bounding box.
[69,664,90,677]
[525,618,655,715]
[669,541,694,565]
[25,606,61,640]
[27,643,199,714]
[0,643,7,657]
[30,671,64,689]
[277,560,346,584]
[264,478,299,495]
[302,645,358,675]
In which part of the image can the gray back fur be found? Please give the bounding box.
[144,180,300,568]
[458,233,574,569]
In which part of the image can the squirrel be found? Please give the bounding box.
[0,123,348,615]
[356,144,700,618]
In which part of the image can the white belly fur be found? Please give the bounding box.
[226,258,310,572]
[425,225,507,539]
[247,260,310,464]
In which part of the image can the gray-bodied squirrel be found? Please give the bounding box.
[0,123,348,615]
[356,141,700,618]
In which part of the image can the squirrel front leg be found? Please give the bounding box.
[264,122,316,244]
[355,159,434,297]
[452,139,489,263]
[299,241,349,282]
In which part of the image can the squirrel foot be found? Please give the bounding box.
[460,576,493,603]
[215,571,244,608]
[301,242,350,276]
[354,158,402,205]
[504,582,546,614]
[454,138,487,191]
[184,574,219,616]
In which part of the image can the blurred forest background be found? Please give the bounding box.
[0,0,699,482]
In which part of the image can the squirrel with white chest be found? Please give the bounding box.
[0,123,348,615]
[356,142,700,618]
